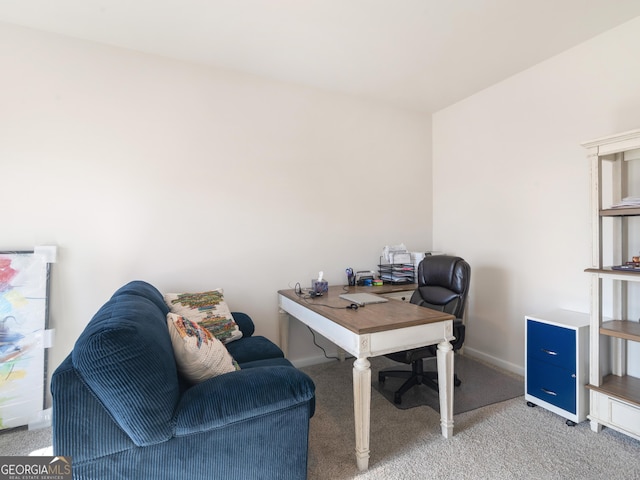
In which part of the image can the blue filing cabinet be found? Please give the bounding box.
[525,310,589,426]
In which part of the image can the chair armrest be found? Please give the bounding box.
[231,311,255,337]
[174,366,315,436]
[452,319,465,349]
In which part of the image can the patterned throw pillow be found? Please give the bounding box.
[164,289,243,344]
[167,313,239,383]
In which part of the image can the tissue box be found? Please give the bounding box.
[311,280,329,294]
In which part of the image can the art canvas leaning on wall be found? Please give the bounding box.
[0,248,55,430]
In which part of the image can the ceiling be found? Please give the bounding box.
[1,0,640,113]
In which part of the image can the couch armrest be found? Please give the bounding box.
[174,366,315,436]
[231,311,255,337]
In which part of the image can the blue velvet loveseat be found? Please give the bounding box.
[51,281,315,479]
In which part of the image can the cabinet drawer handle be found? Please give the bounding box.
[541,388,557,396]
[541,348,558,356]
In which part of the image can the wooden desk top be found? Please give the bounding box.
[278,285,454,335]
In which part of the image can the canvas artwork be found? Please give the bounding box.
[0,251,51,430]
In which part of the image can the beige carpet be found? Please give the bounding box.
[372,354,523,413]
[302,356,640,480]
[2,356,640,479]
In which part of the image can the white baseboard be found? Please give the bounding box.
[290,355,339,369]
[463,347,524,377]
[290,345,525,378]
[291,348,525,378]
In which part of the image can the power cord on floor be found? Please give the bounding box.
[307,326,354,361]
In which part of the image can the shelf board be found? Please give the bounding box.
[587,375,640,407]
[600,320,640,342]
[585,267,640,278]
[600,207,640,217]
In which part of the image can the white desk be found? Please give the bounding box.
[278,285,455,471]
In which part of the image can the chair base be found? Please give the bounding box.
[378,360,462,405]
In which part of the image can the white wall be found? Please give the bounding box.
[433,16,640,374]
[0,22,433,382]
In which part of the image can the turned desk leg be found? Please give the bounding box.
[437,340,454,438]
[353,357,371,471]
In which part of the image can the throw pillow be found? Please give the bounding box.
[164,289,242,344]
[167,312,239,383]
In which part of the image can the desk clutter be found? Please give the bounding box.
[379,244,440,284]
[378,259,415,284]
[612,254,640,272]
[346,245,444,287]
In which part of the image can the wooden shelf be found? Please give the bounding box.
[585,267,640,279]
[600,207,640,217]
[587,375,640,408]
[600,320,640,342]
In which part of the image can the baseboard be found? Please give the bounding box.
[291,347,525,376]
[462,347,524,377]
[290,355,338,369]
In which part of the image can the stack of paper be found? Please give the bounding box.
[382,244,409,263]
[379,265,414,283]
[610,197,640,208]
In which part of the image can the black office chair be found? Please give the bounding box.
[378,255,471,404]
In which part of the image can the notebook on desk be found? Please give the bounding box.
[339,293,389,306]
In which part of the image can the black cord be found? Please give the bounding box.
[291,282,356,360]
[293,282,361,310]
[306,326,354,361]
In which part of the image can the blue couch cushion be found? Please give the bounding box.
[240,357,293,369]
[174,366,316,435]
[225,336,284,364]
[72,292,179,446]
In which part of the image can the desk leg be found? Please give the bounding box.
[353,357,371,471]
[437,340,454,438]
[278,309,290,357]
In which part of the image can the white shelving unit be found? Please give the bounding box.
[583,128,640,440]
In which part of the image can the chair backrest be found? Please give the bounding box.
[410,255,470,319]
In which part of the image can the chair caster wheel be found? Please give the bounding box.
[526,401,536,407]
[454,378,462,387]
[566,420,577,427]
[393,393,402,405]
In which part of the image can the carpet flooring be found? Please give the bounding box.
[2,355,640,479]
[372,354,524,413]
[301,355,640,480]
